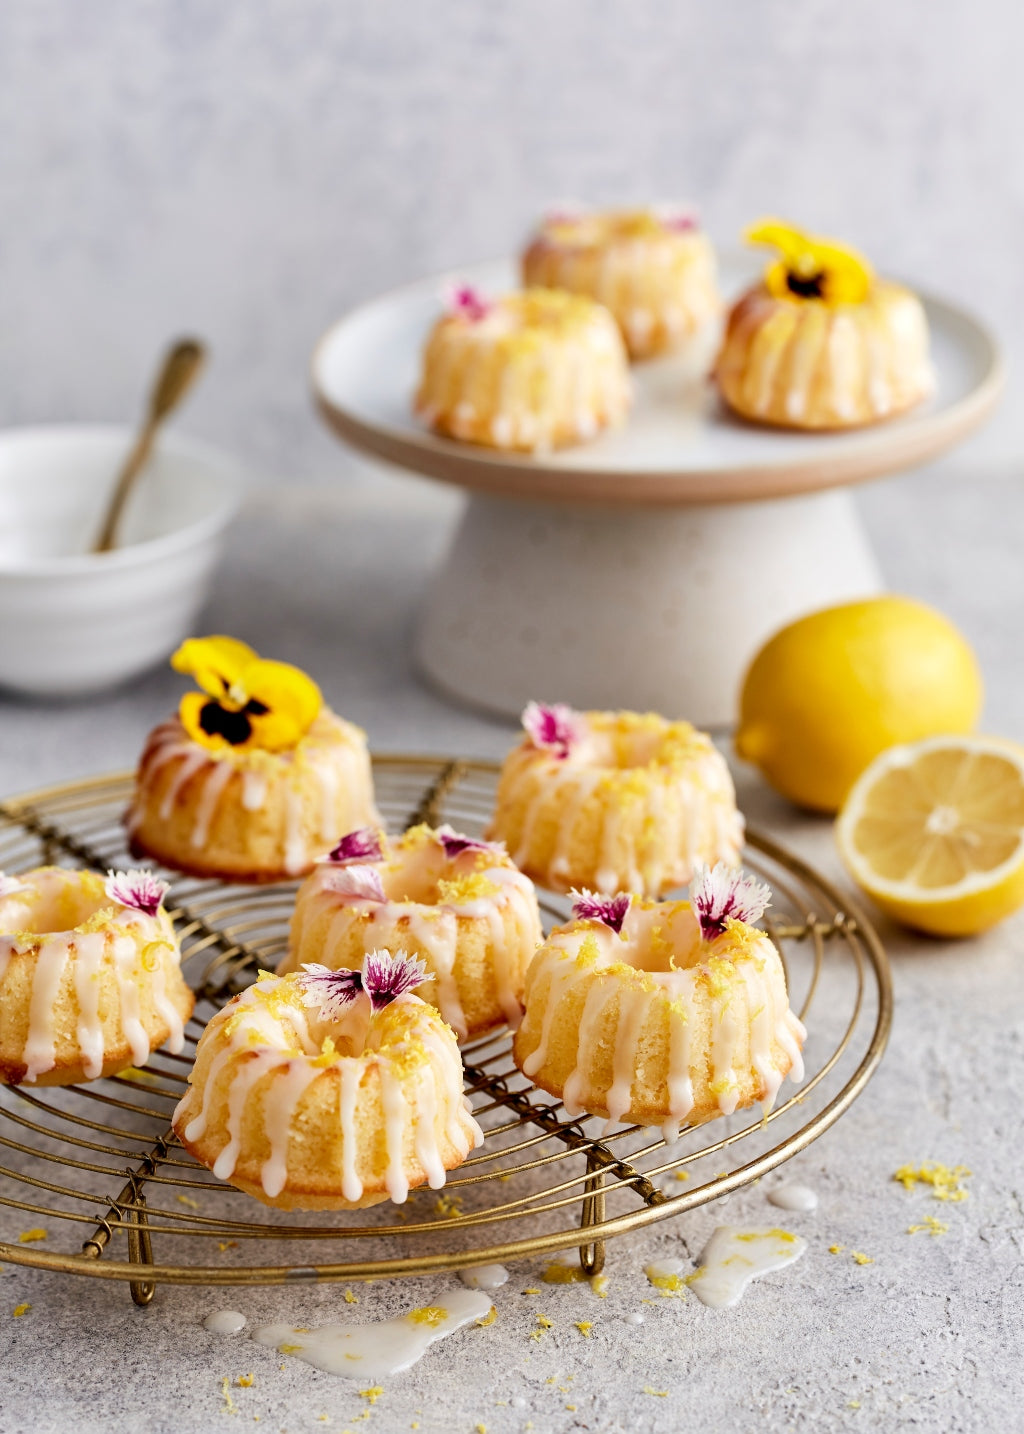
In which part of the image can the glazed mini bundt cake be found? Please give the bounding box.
[414,285,631,452]
[278,824,543,1041]
[487,704,743,897]
[173,954,482,1209]
[0,866,193,1085]
[127,637,379,883]
[715,219,933,430]
[513,868,806,1140]
[522,206,721,359]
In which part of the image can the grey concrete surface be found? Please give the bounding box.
[0,465,1021,1433]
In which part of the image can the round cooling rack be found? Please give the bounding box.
[0,757,892,1304]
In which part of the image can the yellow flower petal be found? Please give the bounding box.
[242,660,322,753]
[746,218,874,305]
[171,636,258,698]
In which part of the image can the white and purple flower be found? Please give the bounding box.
[104,869,170,918]
[320,827,385,866]
[298,950,428,1019]
[522,701,583,761]
[445,284,492,322]
[570,889,631,934]
[435,825,503,861]
[320,864,387,904]
[690,863,771,942]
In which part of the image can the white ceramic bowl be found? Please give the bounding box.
[0,425,244,697]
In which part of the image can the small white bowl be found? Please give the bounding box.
[0,425,244,697]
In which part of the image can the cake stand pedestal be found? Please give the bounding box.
[312,259,1002,727]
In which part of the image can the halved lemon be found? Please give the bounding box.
[836,735,1024,937]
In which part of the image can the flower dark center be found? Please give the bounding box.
[786,270,826,299]
[199,701,253,746]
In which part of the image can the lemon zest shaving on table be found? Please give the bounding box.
[279,1343,301,1354]
[575,1321,593,1337]
[12,1303,30,1317]
[434,1193,464,1218]
[828,1244,845,1255]
[217,1241,238,1252]
[523,1287,541,1295]
[17,1228,46,1243]
[893,1161,972,1202]
[407,1307,446,1327]
[542,1261,587,1284]
[590,1273,609,1298]
[908,1216,949,1237]
[235,1374,254,1387]
[176,1194,200,1210]
[220,1377,237,1414]
[852,1252,874,1265]
[476,1306,498,1327]
[343,1287,360,1303]
[359,1387,384,1404]
[643,1386,669,1397]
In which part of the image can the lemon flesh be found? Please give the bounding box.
[836,736,1024,937]
[735,596,983,812]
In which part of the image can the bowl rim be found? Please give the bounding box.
[0,423,245,577]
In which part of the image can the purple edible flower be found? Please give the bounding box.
[521,701,582,761]
[320,864,387,903]
[297,963,366,1020]
[570,889,631,934]
[0,872,29,900]
[445,284,492,322]
[321,827,384,866]
[690,863,771,942]
[661,211,696,233]
[362,949,429,1011]
[104,869,170,918]
[435,825,503,860]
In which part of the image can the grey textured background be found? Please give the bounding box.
[1,0,1022,487]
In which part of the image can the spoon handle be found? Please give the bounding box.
[93,338,206,554]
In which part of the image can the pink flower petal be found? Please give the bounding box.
[435,825,504,860]
[690,863,771,942]
[444,284,492,322]
[570,889,631,934]
[296,963,365,1020]
[521,701,583,761]
[321,827,385,866]
[104,868,170,918]
[320,865,387,903]
[362,949,429,1011]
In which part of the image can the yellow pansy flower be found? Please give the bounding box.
[171,635,322,754]
[746,219,874,305]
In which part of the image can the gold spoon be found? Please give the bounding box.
[93,337,207,553]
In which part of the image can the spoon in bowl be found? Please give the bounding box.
[92,337,207,553]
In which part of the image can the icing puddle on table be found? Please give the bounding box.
[458,1263,509,1291]
[688,1225,807,1308]
[250,1289,494,1378]
[767,1181,819,1212]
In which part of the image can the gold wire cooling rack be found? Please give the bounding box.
[0,756,892,1305]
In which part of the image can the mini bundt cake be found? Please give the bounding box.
[173,954,483,1209]
[715,219,933,430]
[278,824,543,1041]
[127,636,379,883]
[487,704,743,897]
[513,868,806,1139]
[0,866,193,1085]
[414,285,631,452]
[522,206,720,359]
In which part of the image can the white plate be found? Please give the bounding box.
[312,257,1004,507]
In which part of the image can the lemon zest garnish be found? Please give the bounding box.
[436,873,500,906]
[359,1387,384,1403]
[176,1194,200,1210]
[523,1287,541,1295]
[220,1376,237,1414]
[218,1241,238,1252]
[575,1321,593,1337]
[643,1386,669,1397]
[17,1228,46,1243]
[908,1215,949,1237]
[343,1287,360,1304]
[590,1273,610,1298]
[828,1244,845,1255]
[542,1261,586,1284]
[852,1252,874,1265]
[12,1303,31,1317]
[406,1307,446,1328]
[235,1374,254,1387]
[893,1162,972,1202]
[476,1305,498,1327]
[646,1270,684,1296]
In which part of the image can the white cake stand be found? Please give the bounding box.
[312,259,1003,727]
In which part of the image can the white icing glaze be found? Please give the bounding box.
[645,1257,685,1282]
[204,1309,247,1334]
[458,1263,509,1291]
[252,1288,493,1377]
[687,1225,806,1308]
[767,1181,818,1213]
[624,1310,645,1325]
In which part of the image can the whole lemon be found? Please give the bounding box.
[735,596,983,812]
